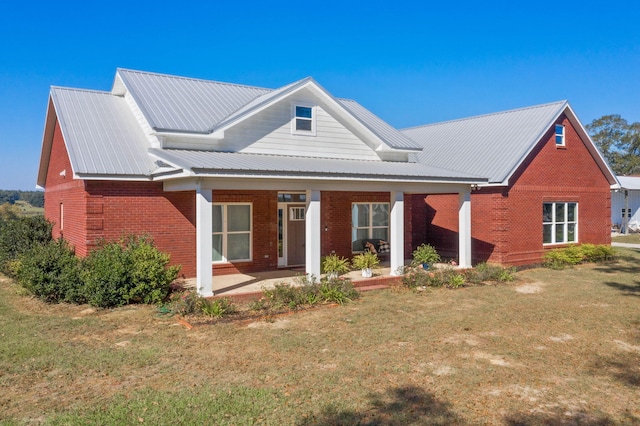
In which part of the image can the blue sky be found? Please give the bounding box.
[1,0,639,190]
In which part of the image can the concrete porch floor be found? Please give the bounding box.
[180,260,408,298]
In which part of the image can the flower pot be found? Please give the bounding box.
[361,268,372,278]
[422,263,430,270]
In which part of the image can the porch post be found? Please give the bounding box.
[458,188,472,268]
[390,191,405,276]
[305,189,321,279]
[196,186,213,297]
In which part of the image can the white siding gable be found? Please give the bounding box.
[219,89,381,161]
[123,88,161,149]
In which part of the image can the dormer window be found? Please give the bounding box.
[555,124,565,147]
[292,105,316,135]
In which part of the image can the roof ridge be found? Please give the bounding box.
[116,68,275,92]
[402,100,568,131]
[51,86,112,95]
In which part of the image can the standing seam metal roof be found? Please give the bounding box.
[50,87,157,177]
[151,149,485,182]
[117,69,420,151]
[402,101,568,184]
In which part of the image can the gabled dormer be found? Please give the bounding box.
[113,69,422,163]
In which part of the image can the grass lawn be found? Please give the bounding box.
[1,250,639,425]
[612,233,640,244]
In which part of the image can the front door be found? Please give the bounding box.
[287,205,306,266]
[277,203,306,267]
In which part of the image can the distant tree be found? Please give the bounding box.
[587,115,640,175]
[19,191,44,208]
[0,190,19,205]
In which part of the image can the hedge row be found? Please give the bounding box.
[0,216,179,308]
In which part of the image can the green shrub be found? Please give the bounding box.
[318,278,360,304]
[411,244,441,267]
[169,291,200,315]
[322,254,351,276]
[447,273,466,288]
[125,236,181,304]
[0,215,52,276]
[200,297,236,318]
[17,239,84,304]
[263,282,309,310]
[82,236,180,308]
[465,263,515,284]
[543,244,616,269]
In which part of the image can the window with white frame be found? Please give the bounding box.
[555,124,565,146]
[543,202,577,244]
[292,105,315,135]
[352,203,389,249]
[212,203,252,262]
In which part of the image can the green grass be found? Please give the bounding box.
[612,233,640,244]
[1,249,639,424]
[12,200,43,216]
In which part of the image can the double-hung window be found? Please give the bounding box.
[292,105,315,135]
[352,203,389,249]
[212,203,252,262]
[543,202,577,245]
[555,124,565,146]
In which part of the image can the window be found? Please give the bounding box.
[289,207,305,221]
[212,203,252,262]
[352,203,389,250]
[543,202,577,244]
[292,105,315,135]
[555,124,565,146]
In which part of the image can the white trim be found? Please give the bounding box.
[196,187,213,297]
[291,103,317,136]
[555,124,566,147]
[212,202,253,263]
[543,201,578,245]
[458,189,472,268]
[390,192,404,276]
[351,202,390,252]
[305,190,321,279]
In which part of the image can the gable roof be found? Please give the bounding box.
[115,69,421,151]
[39,69,486,187]
[402,101,618,186]
[37,87,162,186]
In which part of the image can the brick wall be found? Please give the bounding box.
[422,115,612,266]
[43,120,88,254]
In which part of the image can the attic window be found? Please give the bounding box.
[292,105,316,135]
[555,124,565,146]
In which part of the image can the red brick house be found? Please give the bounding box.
[402,102,618,265]
[38,69,485,296]
[37,69,616,295]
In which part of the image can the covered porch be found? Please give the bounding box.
[164,177,479,297]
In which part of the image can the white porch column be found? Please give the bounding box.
[305,189,321,279]
[390,191,405,276]
[196,186,213,297]
[458,188,472,268]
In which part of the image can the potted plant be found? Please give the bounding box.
[351,251,380,278]
[412,244,441,269]
[322,254,351,279]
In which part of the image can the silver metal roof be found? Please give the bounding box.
[402,101,568,184]
[50,87,158,177]
[151,149,485,182]
[117,69,419,151]
[117,69,271,134]
[338,99,421,151]
[617,176,640,190]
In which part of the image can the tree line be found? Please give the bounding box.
[587,115,640,176]
[0,190,44,208]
